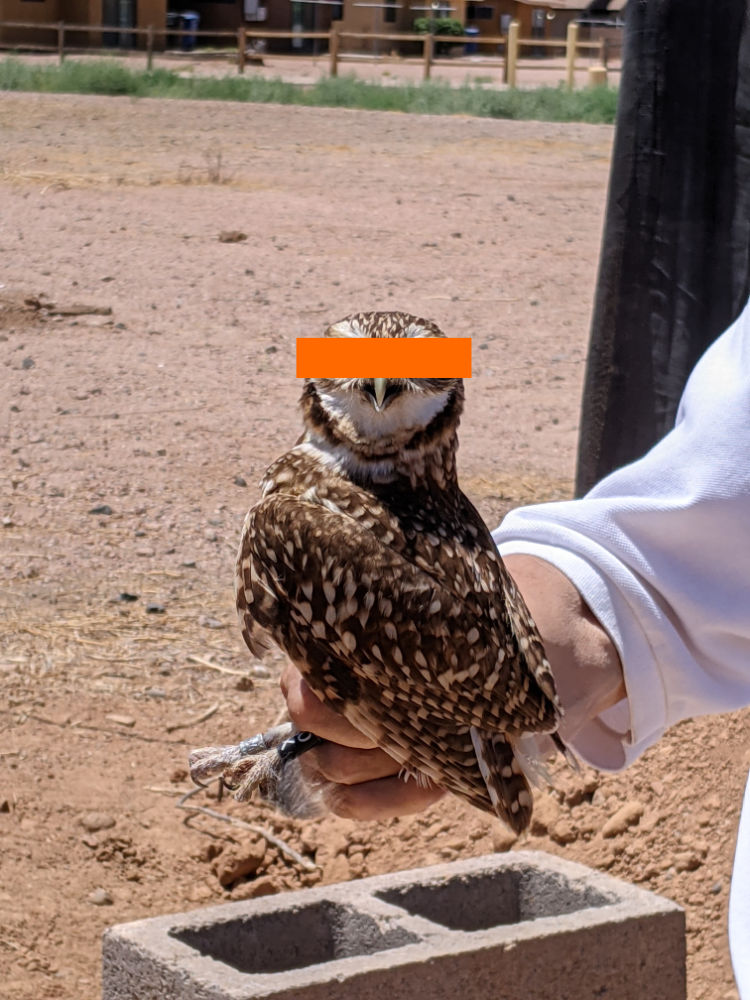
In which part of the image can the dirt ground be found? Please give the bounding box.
[0,91,746,1000]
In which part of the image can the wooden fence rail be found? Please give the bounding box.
[0,18,612,88]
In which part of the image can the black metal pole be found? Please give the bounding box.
[575,0,750,496]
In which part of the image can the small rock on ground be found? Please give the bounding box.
[602,800,644,838]
[87,888,113,906]
[79,812,116,833]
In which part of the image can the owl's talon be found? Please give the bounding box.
[221,752,278,802]
[188,723,294,786]
[188,744,245,784]
[188,725,327,817]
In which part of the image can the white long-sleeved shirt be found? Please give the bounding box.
[493,301,750,994]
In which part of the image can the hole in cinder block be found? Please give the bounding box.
[170,900,419,974]
[376,866,614,932]
[376,868,520,931]
[517,869,614,921]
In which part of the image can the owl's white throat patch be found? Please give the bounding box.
[317,385,450,441]
[299,437,398,485]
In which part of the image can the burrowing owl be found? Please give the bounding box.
[190,311,564,832]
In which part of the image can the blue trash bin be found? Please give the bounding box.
[464,25,479,54]
[179,11,200,51]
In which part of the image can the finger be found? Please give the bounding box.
[323,775,446,822]
[301,741,400,786]
[280,664,377,750]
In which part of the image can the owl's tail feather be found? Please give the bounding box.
[470,727,534,834]
[189,725,327,818]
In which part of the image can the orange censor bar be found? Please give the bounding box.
[296,337,472,378]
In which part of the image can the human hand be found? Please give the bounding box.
[280,663,445,819]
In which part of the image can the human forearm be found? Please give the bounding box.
[502,554,625,745]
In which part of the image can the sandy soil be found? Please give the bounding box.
[0,91,746,1000]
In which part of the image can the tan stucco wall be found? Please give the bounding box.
[137,0,164,30]
[1,0,60,47]
[134,0,164,47]
[337,0,422,55]
[63,0,99,46]
[187,0,240,34]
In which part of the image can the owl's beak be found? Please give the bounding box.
[372,378,388,411]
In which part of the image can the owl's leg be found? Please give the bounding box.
[189,726,326,817]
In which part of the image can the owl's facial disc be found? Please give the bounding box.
[307,313,462,443]
[314,376,453,440]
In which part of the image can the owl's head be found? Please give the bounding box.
[304,312,464,446]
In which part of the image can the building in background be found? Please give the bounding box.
[0,0,625,54]
[461,0,626,49]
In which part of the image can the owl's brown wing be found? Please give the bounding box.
[252,450,557,716]
[236,492,559,829]
[389,486,558,711]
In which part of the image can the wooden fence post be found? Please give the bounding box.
[237,24,246,73]
[329,25,339,78]
[565,19,578,90]
[506,19,518,87]
[57,21,65,64]
[146,24,154,70]
[422,30,433,81]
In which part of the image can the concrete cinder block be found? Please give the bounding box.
[102,851,686,1000]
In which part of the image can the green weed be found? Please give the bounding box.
[0,57,618,124]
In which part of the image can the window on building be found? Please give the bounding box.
[468,4,494,19]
